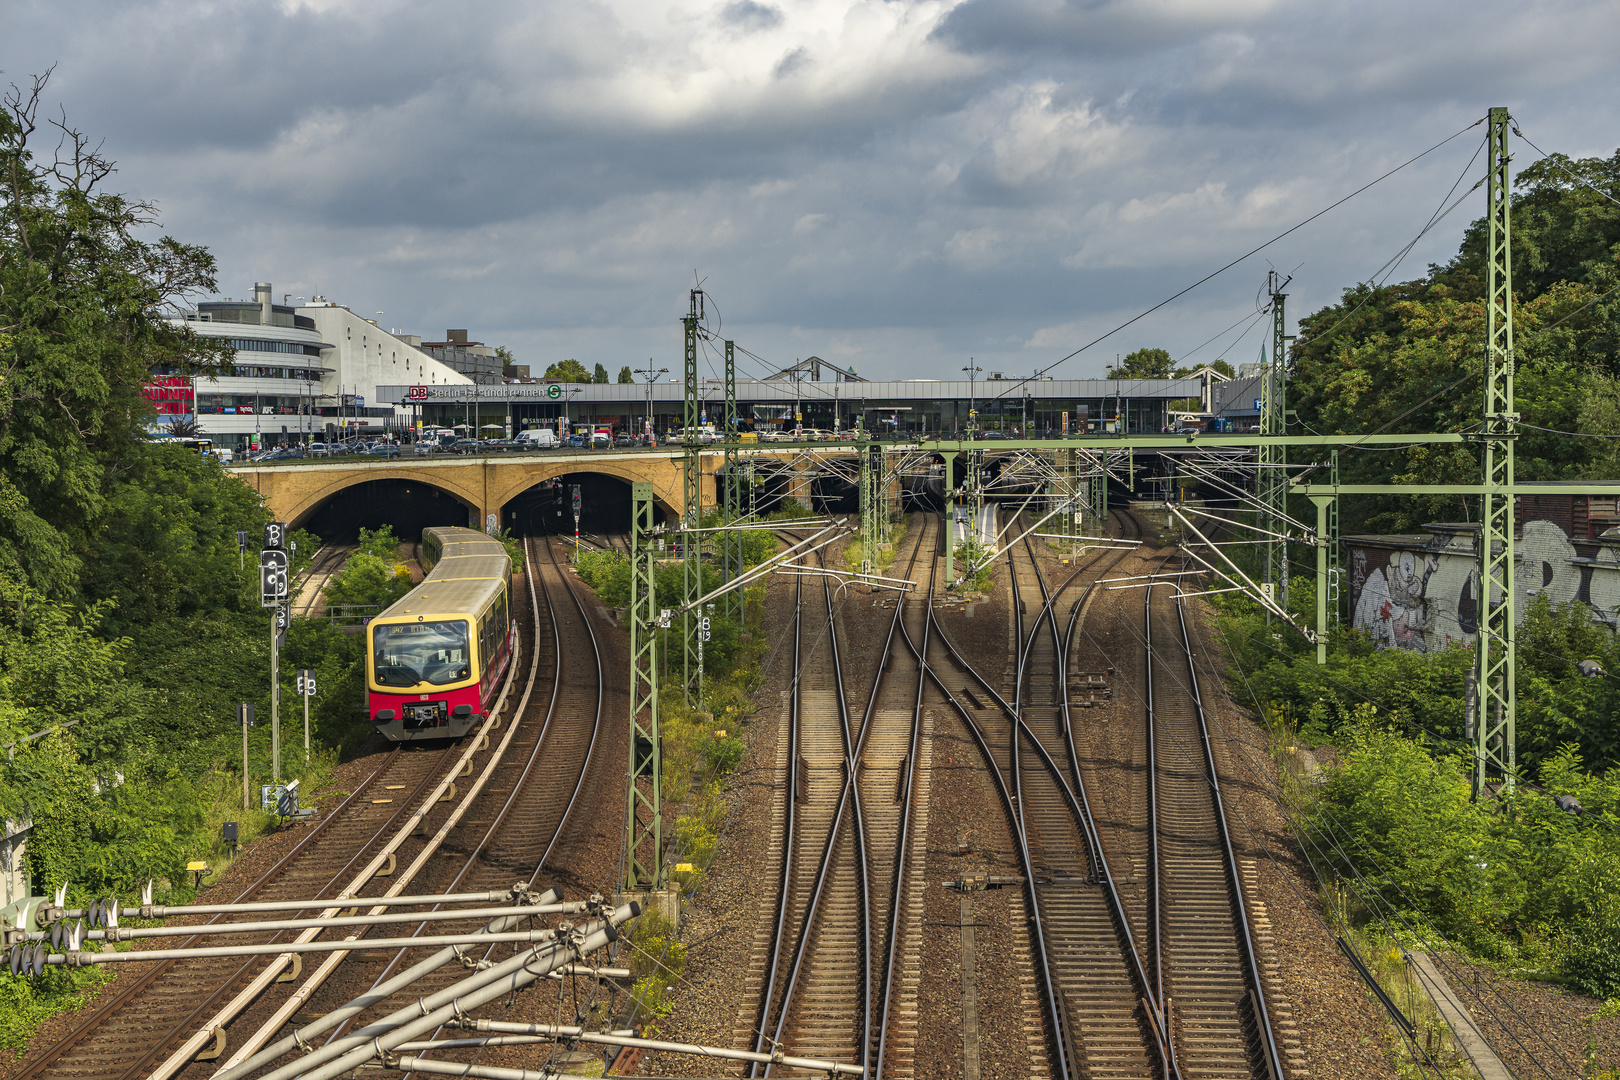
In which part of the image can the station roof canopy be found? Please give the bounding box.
[378,375,1212,406]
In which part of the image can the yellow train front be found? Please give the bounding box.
[367,526,514,742]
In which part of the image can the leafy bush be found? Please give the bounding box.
[1562,901,1620,999]
[573,549,630,607]
[1314,723,1620,984]
[355,526,402,561]
[323,552,411,610]
[627,909,687,981]
[699,733,744,772]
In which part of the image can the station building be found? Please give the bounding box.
[157,283,474,452]
[378,369,1222,439]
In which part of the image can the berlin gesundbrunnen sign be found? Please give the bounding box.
[405,384,570,402]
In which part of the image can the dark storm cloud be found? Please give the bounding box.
[721,0,785,32]
[4,0,1618,378]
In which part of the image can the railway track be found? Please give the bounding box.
[1139,562,1284,1078]
[203,532,609,1080]
[14,542,543,1080]
[291,543,355,617]
[741,517,939,1077]
[12,750,462,1080]
[923,509,1159,1078]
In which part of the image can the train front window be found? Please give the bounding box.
[372,621,471,687]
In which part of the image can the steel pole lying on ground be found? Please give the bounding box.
[241,910,632,1080]
[54,903,587,943]
[284,904,636,1080]
[46,928,576,967]
[413,1016,867,1075]
[65,887,555,923]
[216,917,587,1080]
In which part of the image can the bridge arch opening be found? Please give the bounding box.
[296,478,476,540]
[502,471,673,539]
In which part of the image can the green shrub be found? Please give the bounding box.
[572,549,630,607]
[323,552,411,610]
[675,814,719,868]
[699,733,745,772]
[1562,901,1620,999]
[628,910,686,981]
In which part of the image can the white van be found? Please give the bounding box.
[517,427,559,449]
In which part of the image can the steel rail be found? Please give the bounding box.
[1145,561,1166,1026]
[907,596,1069,1080]
[8,743,420,1080]
[760,547,872,1075]
[765,515,935,1079]
[214,539,556,1077]
[419,533,607,1080]
[746,556,806,1070]
[1023,526,1179,1078]
[1172,593,1286,1080]
[872,517,936,1080]
[292,543,355,617]
[191,554,537,1080]
[934,510,1182,1076]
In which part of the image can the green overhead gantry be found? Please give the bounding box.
[623,108,1615,884]
[1475,107,1518,798]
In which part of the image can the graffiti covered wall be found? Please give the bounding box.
[1348,520,1620,653]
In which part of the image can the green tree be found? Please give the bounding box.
[593,362,609,384]
[617,366,635,384]
[494,345,517,376]
[1183,358,1236,379]
[0,72,229,599]
[1106,348,1174,379]
[542,359,591,383]
[324,552,411,611]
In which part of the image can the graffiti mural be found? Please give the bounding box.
[1347,520,1619,653]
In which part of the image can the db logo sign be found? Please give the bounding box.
[406,386,429,401]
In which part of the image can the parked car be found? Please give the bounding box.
[516,427,560,450]
[364,443,402,458]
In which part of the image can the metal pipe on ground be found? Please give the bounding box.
[444,1018,866,1075]
[234,919,603,1080]
[71,889,547,923]
[210,908,563,1080]
[53,928,566,967]
[77,903,587,943]
[287,904,636,1080]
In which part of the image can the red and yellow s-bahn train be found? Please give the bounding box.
[367,526,514,742]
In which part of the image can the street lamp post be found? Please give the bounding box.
[961,362,981,435]
[635,364,668,440]
[561,387,583,437]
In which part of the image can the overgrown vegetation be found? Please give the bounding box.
[952,537,993,592]
[0,76,383,1049]
[1288,147,1620,534]
[569,522,781,1024]
[1218,568,1620,1062]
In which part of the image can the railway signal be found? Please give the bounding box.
[571,484,581,551]
[297,668,317,761]
[259,549,289,606]
[238,704,254,811]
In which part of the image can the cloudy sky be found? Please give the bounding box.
[7,0,1619,380]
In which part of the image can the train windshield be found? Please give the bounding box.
[372,620,471,687]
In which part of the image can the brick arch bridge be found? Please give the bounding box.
[232,449,810,531]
